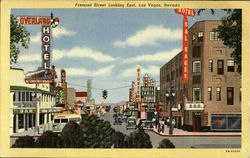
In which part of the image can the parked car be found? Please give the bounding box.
[126,117,136,130]
[113,117,122,125]
[140,120,154,131]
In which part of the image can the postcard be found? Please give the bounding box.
[0,0,249,157]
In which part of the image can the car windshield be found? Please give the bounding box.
[54,119,60,123]
[128,121,135,125]
[61,119,68,123]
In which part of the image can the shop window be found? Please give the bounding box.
[210,31,220,40]
[18,114,24,129]
[208,87,212,101]
[193,88,201,101]
[192,46,201,58]
[209,60,213,72]
[227,87,234,105]
[217,60,224,75]
[227,60,235,72]
[198,32,204,42]
[193,61,201,73]
[216,87,221,101]
[39,113,45,125]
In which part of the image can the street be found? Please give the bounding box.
[101,112,241,148]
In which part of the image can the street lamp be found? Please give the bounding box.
[32,91,41,135]
[166,86,175,135]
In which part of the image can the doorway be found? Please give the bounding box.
[192,113,201,132]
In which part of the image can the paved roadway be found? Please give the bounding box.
[101,112,241,148]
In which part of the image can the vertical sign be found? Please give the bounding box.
[42,25,51,70]
[136,67,141,103]
[61,69,67,109]
[175,8,195,83]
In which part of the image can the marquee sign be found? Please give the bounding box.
[175,8,195,84]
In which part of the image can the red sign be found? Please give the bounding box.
[136,67,141,103]
[175,8,195,17]
[18,17,51,25]
[175,8,195,84]
[61,69,66,83]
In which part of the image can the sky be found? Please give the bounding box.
[11,8,228,104]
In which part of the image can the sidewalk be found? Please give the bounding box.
[153,126,241,137]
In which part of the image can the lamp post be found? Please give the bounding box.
[32,89,41,135]
[166,86,175,135]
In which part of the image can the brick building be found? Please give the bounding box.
[160,20,241,131]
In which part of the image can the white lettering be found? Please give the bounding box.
[43,36,50,42]
[44,53,49,60]
[43,26,50,34]
[43,44,50,51]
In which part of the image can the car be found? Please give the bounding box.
[121,115,127,121]
[126,117,136,130]
[113,117,122,125]
[140,120,154,131]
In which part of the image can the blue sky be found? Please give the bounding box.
[11,9,228,104]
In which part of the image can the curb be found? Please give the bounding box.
[153,131,241,137]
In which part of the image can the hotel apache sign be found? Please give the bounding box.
[175,8,195,84]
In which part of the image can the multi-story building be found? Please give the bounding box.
[10,68,60,135]
[160,20,241,132]
[75,92,88,104]
[67,88,76,105]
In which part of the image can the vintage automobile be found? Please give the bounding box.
[126,117,136,130]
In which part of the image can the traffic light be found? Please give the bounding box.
[103,90,108,99]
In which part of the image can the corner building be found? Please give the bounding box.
[160,20,241,131]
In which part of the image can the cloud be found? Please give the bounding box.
[53,27,76,38]
[119,65,160,77]
[57,65,115,77]
[123,48,181,63]
[114,25,182,48]
[30,26,76,43]
[18,54,41,62]
[53,47,116,62]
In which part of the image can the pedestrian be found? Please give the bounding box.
[172,119,176,132]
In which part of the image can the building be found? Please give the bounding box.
[75,92,88,104]
[10,68,60,135]
[67,88,76,105]
[160,21,241,132]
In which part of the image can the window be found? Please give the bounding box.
[39,113,44,125]
[217,60,224,75]
[216,87,221,101]
[227,87,234,105]
[209,60,213,72]
[240,88,242,101]
[192,34,196,44]
[18,92,21,101]
[192,75,201,84]
[193,88,201,101]
[210,31,220,40]
[198,32,204,42]
[227,60,235,72]
[167,74,170,82]
[208,87,212,101]
[192,46,201,58]
[179,66,182,76]
[18,114,24,129]
[193,61,201,72]
[171,71,175,80]
[13,92,16,102]
[47,113,49,123]
[22,92,25,101]
[26,92,30,102]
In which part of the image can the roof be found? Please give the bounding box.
[76,92,87,97]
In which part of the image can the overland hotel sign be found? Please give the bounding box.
[17,15,59,70]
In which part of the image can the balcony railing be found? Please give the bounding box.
[13,101,36,107]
